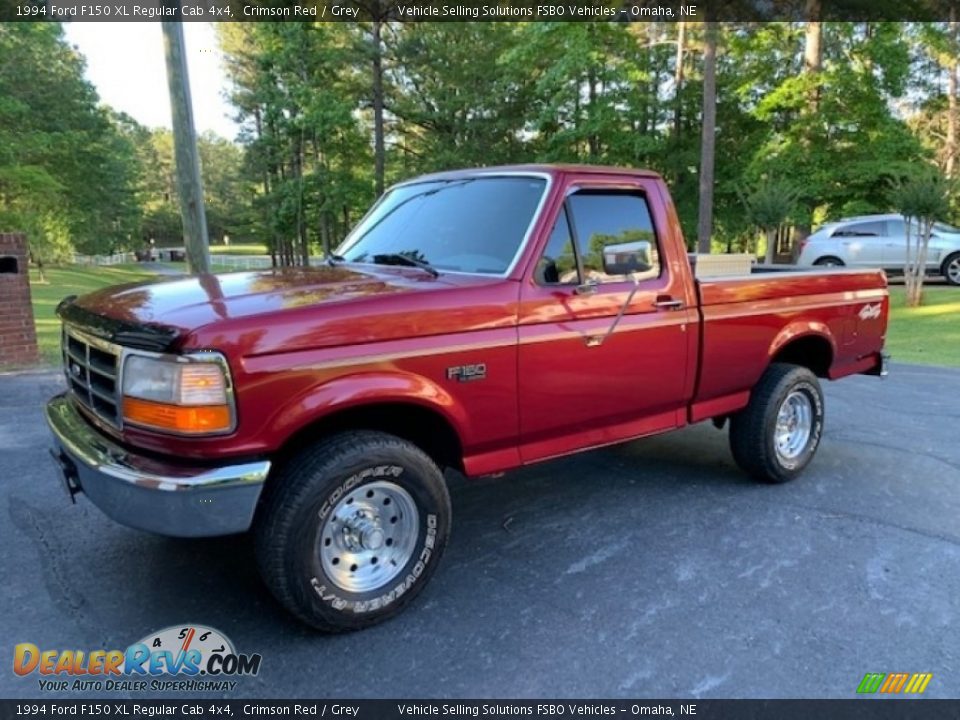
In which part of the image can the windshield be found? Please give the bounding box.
[336,176,547,275]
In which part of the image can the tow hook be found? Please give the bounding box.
[48,448,81,504]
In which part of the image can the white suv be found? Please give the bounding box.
[797,213,960,286]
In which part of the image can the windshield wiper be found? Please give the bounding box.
[371,253,440,278]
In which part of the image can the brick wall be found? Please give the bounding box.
[0,233,40,367]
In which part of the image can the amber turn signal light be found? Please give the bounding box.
[122,397,232,435]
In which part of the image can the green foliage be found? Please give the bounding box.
[887,166,953,306]
[218,22,372,263]
[739,179,800,230]
[0,24,141,259]
[136,128,252,247]
[4,20,959,271]
[887,169,952,223]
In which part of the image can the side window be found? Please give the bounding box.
[536,209,579,285]
[886,219,906,238]
[567,191,660,283]
[833,221,885,237]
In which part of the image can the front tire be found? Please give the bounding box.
[729,363,825,484]
[942,252,960,286]
[254,431,451,632]
[813,256,845,267]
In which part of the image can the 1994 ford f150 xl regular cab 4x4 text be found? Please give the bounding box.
[46,165,889,631]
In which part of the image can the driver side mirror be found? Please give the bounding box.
[602,241,653,276]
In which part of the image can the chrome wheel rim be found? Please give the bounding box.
[948,258,960,284]
[775,391,813,462]
[319,480,419,593]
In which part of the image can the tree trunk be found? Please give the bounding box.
[697,22,718,255]
[947,9,958,180]
[297,134,308,266]
[910,219,934,307]
[587,65,599,159]
[904,216,918,306]
[673,21,685,141]
[804,1,823,113]
[320,213,331,260]
[792,3,823,254]
[372,17,386,197]
[764,227,777,265]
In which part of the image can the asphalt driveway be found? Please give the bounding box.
[1,365,958,699]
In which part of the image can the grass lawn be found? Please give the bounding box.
[886,286,960,368]
[29,264,157,365]
[160,261,237,274]
[208,243,268,256]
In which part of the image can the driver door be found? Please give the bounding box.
[516,180,695,463]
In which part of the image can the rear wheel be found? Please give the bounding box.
[813,256,845,267]
[254,431,451,632]
[942,252,960,286]
[729,363,824,484]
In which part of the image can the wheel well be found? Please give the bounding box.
[278,402,465,473]
[941,251,960,271]
[772,336,833,378]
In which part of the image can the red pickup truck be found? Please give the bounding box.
[47,165,888,631]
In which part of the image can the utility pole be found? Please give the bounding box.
[161,19,210,274]
[696,21,718,255]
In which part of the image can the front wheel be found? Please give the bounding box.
[729,363,825,484]
[254,431,451,632]
[813,256,845,267]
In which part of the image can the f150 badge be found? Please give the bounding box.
[447,363,487,382]
[859,303,882,321]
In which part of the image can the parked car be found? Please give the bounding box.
[46,165,888,631]
[797,213,960,285]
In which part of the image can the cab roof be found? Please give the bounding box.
[406,164,664,184]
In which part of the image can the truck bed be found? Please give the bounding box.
[689,267,888,423]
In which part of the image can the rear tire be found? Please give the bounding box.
[729,363,824,484]
[813,256,845,267]
[942,252,960,286]
[254,431,451,632]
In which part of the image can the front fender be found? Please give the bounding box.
[264,369,471,447]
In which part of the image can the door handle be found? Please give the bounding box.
[653,297,684,310]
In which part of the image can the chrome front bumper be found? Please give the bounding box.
[45,394,270,537]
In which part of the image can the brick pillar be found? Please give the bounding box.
[0,233,40,366]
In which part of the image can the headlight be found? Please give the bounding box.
[121,354,234,435]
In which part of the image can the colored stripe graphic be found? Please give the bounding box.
[857,672,932,694]
[857,673,886,694]
[880,673,908,693]
[904,674,933,694]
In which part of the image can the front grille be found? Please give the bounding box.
[62,325,121,427]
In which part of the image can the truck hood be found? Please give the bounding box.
[62,265,467,348]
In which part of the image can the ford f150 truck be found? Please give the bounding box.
[46,165,888,631]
